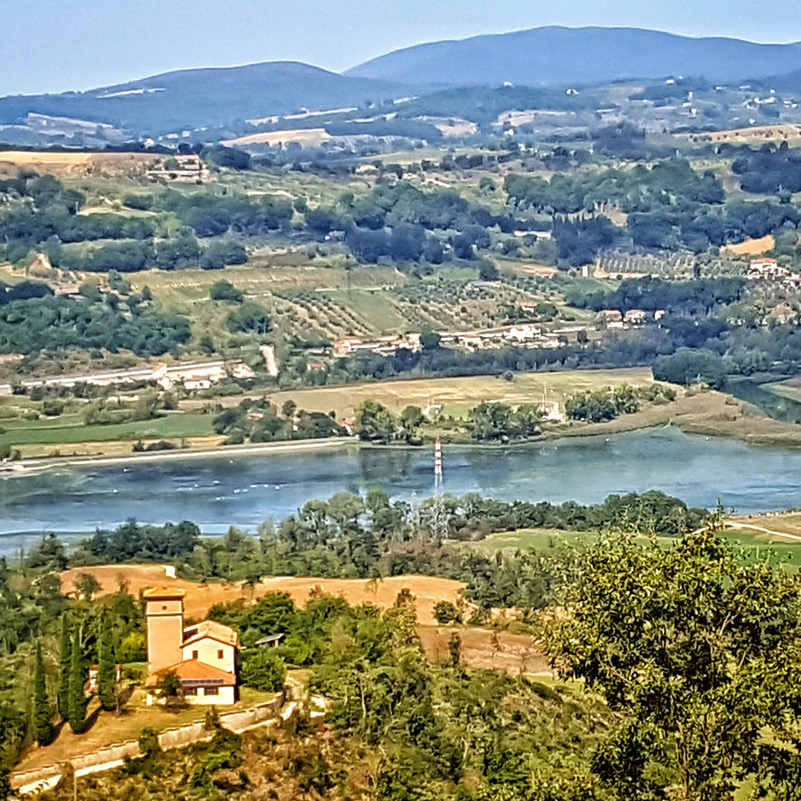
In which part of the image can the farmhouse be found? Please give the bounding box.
[624,309,648,325]
[143,587,239,705]
[332,333,422,358]
[749,257,789,280]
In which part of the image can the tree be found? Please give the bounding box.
[67,624,86,732]
[433,600,462,625]
[226,302,271,335]
[209,280,244,303]
[420,326,441,351]
[354,400,397,444]
[157,671,185,708]
[32,641,52,745]
[57,615,71,721]
[240,649,286,692]
[97,613,116,711]
[468,401,513,441]
[546,529,801,800]
[399,405,425,443]
[74,572,100,602]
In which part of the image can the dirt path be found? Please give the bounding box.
[724,521,801,542]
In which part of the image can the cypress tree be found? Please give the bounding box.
[67,624,86,733]
[32,641,52,745]
[57,615,71,721]
[97,613,116,711]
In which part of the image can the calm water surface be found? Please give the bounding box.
[1,426,800,555]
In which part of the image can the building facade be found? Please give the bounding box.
[143,587,239,706]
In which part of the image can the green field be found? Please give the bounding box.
[0,410,213,447]
[476,524,801,568]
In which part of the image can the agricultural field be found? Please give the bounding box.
[475,519,801,568]
[59,563,466,626]
[271,367,658,418]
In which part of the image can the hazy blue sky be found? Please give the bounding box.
[4,0,801,95]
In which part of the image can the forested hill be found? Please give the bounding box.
[0,62,408,136]
[345,26,801,86]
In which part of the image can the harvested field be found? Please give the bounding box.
[59,565,465,626]
[418,626,549,674]
[497,260,559,278]
[271,368,658,418]
[724,235,775,256]
[223,128,333,147]
[0,150,158,176]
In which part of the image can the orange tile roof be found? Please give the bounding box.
[182,620,239,648]
[145,659,236,687]
[143,586,186,600]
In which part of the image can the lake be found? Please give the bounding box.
[2,426,801,556]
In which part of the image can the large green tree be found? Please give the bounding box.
[57,615,71,721]
[32,641,52,745]
[67,624,87,733]
[546,529,801,801]
[97,613,116,712]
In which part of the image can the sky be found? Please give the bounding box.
[3,0,801,96]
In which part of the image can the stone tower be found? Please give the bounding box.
[143,587,185,675]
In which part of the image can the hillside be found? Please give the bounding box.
[346,25,801,86]
[0,61,408,137]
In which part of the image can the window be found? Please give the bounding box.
[217,649,224,659]
[184,687,197,696]
[192,650,198,660]
[204,687,219,696]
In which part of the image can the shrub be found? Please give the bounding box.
[433,600,462,625]
[241,649,286,692]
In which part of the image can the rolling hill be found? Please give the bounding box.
[4,26,801,144]
[0,61,408,138]
[345,26,801,87]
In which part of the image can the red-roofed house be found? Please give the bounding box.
[143,587,239,705]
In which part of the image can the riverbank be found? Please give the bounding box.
[549,389,801,448]
[0,437,355,476]
[4,388,801,477]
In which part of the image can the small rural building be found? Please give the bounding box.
[143,587,239,706]
[624,309,648,325]
[255,633,285,648]
[749,258,789,280]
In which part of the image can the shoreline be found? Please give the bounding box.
[0,437,356,477]
[3,389,801,477]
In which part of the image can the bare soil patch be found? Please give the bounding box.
[223,128,333,147]
[724,235,775,256]
[59,566,465,626]
[418,626,549,674]
[0,151,157,177]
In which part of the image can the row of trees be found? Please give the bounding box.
[566,276,746,315]
[61,489,707,591]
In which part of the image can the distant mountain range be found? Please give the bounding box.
[346,26,801,87]
[0,62,407,138]
[4,26,801,142]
